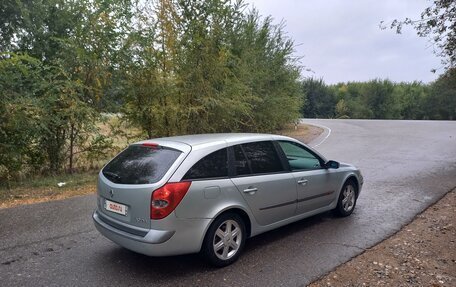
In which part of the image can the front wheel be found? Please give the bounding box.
[202,213,246,267]
[334,181,358,217]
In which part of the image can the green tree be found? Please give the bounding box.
[0,0,304,181]
[361,79,397,119]
[393,82,428,120]
[335,99,349,118]
[38,65,112,173]
[301,78,336,118]
[0,0,133,110]
[123,0,301,136]
[331,83,371,119]
[425,68,456,119]
[0,53,112,176]
[383,0,456,70]
[0,54,44,183]
[0,0,131,175]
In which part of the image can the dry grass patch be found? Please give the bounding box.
[0,172,97,209]
[279,123,323,144]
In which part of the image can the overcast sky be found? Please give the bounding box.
[247,0,441,84]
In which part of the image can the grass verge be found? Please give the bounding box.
[0,172,97,209]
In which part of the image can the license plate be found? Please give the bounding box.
[104,199,128,216]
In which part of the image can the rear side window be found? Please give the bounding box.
[183,148,228,180]
[238,141,285,175]
[103,145,181,184]
[233,145,251,176]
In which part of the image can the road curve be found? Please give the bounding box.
[1,119,455,286]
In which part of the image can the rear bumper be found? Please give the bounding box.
[93,209,211,256]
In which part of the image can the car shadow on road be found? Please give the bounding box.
[94,210,338,280]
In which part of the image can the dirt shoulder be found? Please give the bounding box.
[310,188,456,287]
[279,122,323,144]
[0,181,96,209]
[0,123,322,209]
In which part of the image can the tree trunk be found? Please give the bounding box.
[69,123,75,174]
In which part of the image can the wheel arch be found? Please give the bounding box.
[344,175,360,198]
[214,208,252,238]
[200,207,251,266]
[201,206,253,244]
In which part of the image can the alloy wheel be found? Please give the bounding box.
[342,184,356,212]
[213,220,242,260]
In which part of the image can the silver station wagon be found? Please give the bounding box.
[93,133,363,266]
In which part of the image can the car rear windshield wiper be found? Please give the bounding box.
[104,171,121,182]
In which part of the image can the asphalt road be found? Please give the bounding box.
[1,119,455,287]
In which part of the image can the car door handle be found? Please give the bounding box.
[243,187,258,194]
[297,179,308,185]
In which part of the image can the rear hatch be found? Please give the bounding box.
[97,140,191,230]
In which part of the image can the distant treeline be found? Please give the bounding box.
[301,70,455,120]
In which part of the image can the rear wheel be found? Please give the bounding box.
[202,213,246,267]
[334,180,358,217]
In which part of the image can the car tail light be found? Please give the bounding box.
[150,182,191,219]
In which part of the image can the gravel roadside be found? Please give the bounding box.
[310,188,456,287]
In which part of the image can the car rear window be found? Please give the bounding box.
[102,145,181,184]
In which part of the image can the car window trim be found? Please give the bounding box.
[288,166,324,172]
[273,140,291,172]
[228,144,253,177]
[227,146,236,177]
[229,169,291,178]
[182,176,230,182]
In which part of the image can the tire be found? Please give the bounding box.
[334,180,358,217]
[202,213,246,267]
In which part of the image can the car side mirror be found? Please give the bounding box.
[325,160,340,169]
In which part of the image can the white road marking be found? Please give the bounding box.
[301,120,332,147]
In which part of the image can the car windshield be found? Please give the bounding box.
[102,145,181,184]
